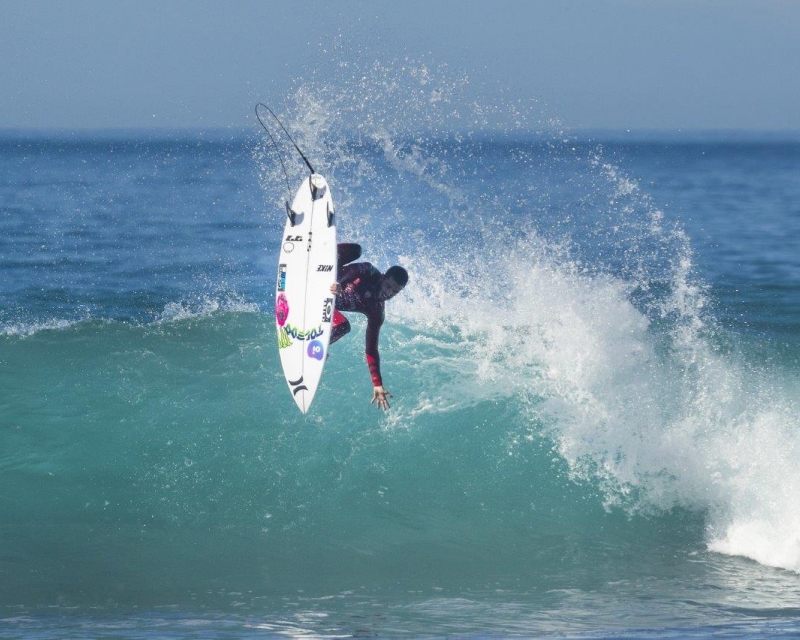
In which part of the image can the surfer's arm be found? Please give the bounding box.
[364,311,385,396]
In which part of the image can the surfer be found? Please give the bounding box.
[329,243,408,410]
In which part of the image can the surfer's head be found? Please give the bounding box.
[379,266,408,301]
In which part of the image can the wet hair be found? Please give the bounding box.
[385,265,409,287]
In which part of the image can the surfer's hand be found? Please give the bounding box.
[371,386,392,411]
[330,283,341,295]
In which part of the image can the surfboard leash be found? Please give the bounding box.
[255,103,293,202]
[255,103,316,176]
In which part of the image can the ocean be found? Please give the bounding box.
[3,69,800,637]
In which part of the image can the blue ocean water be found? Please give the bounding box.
[3,70,800,637]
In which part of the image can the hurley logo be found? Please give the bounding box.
[322,298,333,323]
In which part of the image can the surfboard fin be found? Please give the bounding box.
[285,201,297,226]
[327,202,334,227]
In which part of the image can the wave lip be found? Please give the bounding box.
[0,294,262,339]
[0,316,91,337]
[153,295,260,325]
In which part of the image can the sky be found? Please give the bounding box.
[1,0,799,132]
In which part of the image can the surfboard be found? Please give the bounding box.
[275,173,337,413]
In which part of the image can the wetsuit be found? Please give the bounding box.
[330,243,385,387]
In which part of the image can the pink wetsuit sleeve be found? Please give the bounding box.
[364,310,384,387]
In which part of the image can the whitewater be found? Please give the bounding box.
[2,61,800,637]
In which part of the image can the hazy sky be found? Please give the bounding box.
[2,0,799,131]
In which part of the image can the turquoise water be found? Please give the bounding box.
[3,67,800,637]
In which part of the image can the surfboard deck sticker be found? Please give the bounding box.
[276,174,337,413]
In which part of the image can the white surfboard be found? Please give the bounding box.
[275,173,337,413]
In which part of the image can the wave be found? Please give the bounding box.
[0,294,261,339]
[253,60,800,574]
[393,235,800,574]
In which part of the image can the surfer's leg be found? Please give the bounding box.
[329,310,351,345]
[337,243,362,269]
